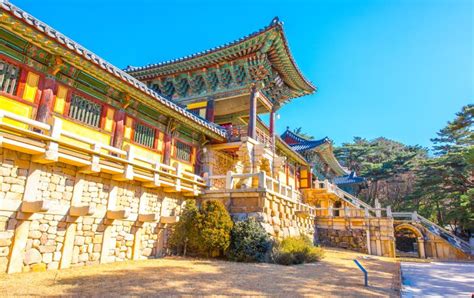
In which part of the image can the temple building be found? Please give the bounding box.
[0,1,470,273]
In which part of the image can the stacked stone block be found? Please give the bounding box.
[35,164,75,204]
[201,191,315,241]
[0,148,29,201]
[0,148,185,273]
[316,228,368,253]
[24,215,67,271]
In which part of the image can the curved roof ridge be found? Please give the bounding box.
[0,1,226,138]
[124,17,282,73]
[281,127,328,145]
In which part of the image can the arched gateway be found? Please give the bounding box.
[394,223,426,258]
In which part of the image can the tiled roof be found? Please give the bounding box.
[334,172,366,185]
[0,1,226,138]
[281,128,329,152]
[124,17,315,95]
[289,138,329,152]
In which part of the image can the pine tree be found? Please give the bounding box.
[412,104,473,236]
[197,200,233,257]
[168,199,200,256]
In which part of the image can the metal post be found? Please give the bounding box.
[353,259,368,287]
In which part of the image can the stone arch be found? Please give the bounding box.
[394,223,426,258]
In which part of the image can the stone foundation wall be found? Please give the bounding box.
[0,148,183,273]
[316,228,368,253]
[200,191,315,241]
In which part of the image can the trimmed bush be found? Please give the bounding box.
[197,200,233,257]
[273,235,324,265]
[168,199,200,256]
[228,218,272,262]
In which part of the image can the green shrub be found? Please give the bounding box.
[168,199,200,256]
[197,200,233,257]
[227,218,272,262]
[273,235,324,265]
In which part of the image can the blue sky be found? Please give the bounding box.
[13,0,473,147]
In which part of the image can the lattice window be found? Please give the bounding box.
[68,95,102,127]
[175,141,192,162]
[0,60,20,95]
[134,122,155,148]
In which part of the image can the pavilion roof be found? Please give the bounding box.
[334,172,366,186]
[125,17,316,101]
[281,128,350,176]
[0,1,227,140]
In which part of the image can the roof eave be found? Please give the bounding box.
[0,2,226,141]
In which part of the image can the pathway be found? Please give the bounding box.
[402,261,474,297]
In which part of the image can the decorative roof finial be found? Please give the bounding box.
[271,17,280,25]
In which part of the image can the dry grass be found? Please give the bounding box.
[0,248,399,297]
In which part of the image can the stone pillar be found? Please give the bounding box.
[60,172,84,269]
[247,84,257,139]
[35,76,56,124]
[205,98,215,123]
[112,110,126,149]
[269,105,276,151]
[7,162,42,273]
[418,238,426,258]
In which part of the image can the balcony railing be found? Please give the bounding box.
[314,179,374,210]
[0,109,205,194]
[313,206,392,218]
[224,124,273,148]
[205,171,303,203]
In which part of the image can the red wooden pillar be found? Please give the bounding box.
[205,98,215,123]
[247,84,257,139]
[35,76,56,123]
[163,132,172,165]
[112,110,126,149]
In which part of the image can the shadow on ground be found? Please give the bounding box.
[1,249,398,297]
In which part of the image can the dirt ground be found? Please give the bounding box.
[0,248,399,297]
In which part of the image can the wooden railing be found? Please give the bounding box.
[0,109,205,195]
